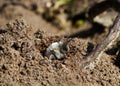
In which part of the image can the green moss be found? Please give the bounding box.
[59,0,74,4]
[75,19,84,26]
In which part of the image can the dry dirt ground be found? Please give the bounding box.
[0,1,120,86]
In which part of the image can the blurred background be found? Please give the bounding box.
[0,0,119,38]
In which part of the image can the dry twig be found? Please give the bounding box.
[81,13,120,69]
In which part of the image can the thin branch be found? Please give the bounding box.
[80,13,120,69]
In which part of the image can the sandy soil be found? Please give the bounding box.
[0,1,120,86]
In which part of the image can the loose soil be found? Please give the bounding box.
[0,1,120,86]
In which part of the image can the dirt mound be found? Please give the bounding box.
[0,18,119,86]
[0,0,120,86]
